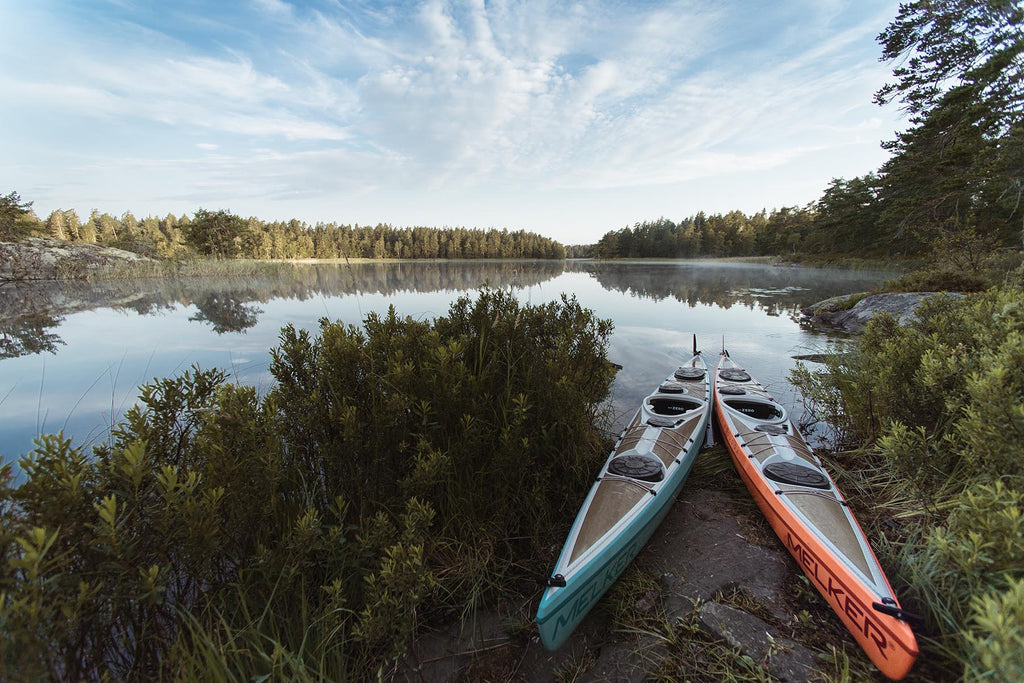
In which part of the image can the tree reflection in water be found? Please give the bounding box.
[189,292,263,334]
[0,313,65,359]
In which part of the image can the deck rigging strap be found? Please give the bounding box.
[774,489,844,504]
[598,473,657,495]
[745,444,779,459]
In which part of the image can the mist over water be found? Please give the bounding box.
[0,260,892,463]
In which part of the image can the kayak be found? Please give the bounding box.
[537,347,712,650]
[714,352,919,680]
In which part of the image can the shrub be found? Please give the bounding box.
[269,288,616,600]
[0,289,616,679]
[791,283,1024,678]
[964,577,1024,681]
[885,268,989,293]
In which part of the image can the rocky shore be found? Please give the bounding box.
[801,291,963,333]
[404,484,839,682]
[0,237,153,281]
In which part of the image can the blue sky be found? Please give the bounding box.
[0,0,904,244]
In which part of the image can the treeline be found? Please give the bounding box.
[593,209,804,259]
[1,199,565,260]
[596,2,1022,261]
[595,161,1018,259]
[592,176,901,258]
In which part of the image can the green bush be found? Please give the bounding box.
[884,268,989,293]
[883,228,1020,294]
[0,289,615,680]
[964,577,1024,681]
[791,283,1024,678]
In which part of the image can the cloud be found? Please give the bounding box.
[1,0,904,240]
[251,0,294,18]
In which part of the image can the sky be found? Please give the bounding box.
[0,0,907,245]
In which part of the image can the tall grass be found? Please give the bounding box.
[85,257,304,281]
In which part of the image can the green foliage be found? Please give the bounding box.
[884,226,1015,293]
[963,577,1024,681]
[875,0,1024,248]
[592,209,815,259]
[186,209,251,258]
[927,482,1024,609]
[791,283,1024,677]
[269,288,615,601]
[31,194,566,261]
[0,191,40,241]
[0,290,614,679]
[885,268,990,294]
[811,174,884,253]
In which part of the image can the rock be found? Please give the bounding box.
[0,237,153,281]
[697,601,819,681]
[643,489,793,622]
[579,642,648,683]
[400,610,510,682]
[802,291,963,333]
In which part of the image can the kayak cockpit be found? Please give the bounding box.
[720,396,786,423]
[643,395,705,427]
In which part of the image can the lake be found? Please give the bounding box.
[0,260,892,465]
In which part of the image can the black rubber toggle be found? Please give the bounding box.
[872,601,924,629]
[543,574,567,587]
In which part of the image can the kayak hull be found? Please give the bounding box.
[714,353,918,680]
[537,353,711,650]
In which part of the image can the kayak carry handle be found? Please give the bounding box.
[542,574,567,588]
[872,600,924,629]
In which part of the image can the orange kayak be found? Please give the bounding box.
[714,352,918,680]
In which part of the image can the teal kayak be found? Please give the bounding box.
[536,349,711,649]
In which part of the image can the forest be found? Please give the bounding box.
[0,198,566,260]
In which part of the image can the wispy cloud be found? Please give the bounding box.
[0,0,904,240]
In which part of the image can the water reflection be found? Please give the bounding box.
[190,294,263,334]
[0,261,888,356]
[567,260,885,319]
[0,261,565,354]
[0,311,65,359]
[0,260,892,462]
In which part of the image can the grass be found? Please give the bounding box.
[784,253,920,272]
[639,606,775,683]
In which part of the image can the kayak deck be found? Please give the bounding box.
[537,353,711,650]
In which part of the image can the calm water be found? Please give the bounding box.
[0,260,892,464]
